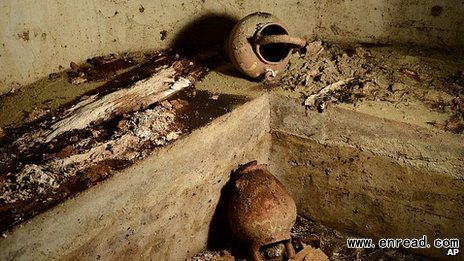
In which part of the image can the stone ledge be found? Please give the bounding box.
[1,92,462,260]
[0,94,270,261]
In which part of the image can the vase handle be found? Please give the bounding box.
[255,34,306,48]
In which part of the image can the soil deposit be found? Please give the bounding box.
[269,41,464,133]
[187,215,428,261]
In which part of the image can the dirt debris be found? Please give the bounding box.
[270,41,464,133]
[169,99,189,110]
[0,102,180,205]
[189,216,428,261]
[67,53,135,85]
[452,95,464,118]
[24,107,50,123]
[291,216,428,261]
[303,77,359,111]
[1,164,60,203]
[0,127,5,140]
[116,103,181,146]
[289,246,328,261]
[187,250,235,261]
[304,41,324,58]
[48,72,61,80]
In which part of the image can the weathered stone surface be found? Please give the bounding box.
[269,93,464,258]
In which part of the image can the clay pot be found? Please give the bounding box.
[228,161,297,261]
[225,12,306,79]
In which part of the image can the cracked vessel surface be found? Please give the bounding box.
[228,161,297,260]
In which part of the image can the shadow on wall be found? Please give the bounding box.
[207,176,234,250]
[172,14,238,53]
[171,13,250,80]
[206,167,250,258]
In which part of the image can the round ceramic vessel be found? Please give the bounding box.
[228,161,297,247]
[225,12,306,79]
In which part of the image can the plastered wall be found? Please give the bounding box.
[1,0,463,94]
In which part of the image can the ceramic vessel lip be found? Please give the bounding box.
[254,22,291,65]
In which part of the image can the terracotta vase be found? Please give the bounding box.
[228,161,297,261]
[225,12,306,79]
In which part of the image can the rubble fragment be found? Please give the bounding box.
[190,215,424,261]
[402,68,420,81]
[304,77,356,107]
[187,250,234,261]
[67,54,135,85]
[25,107,49,123]
[1,164,59,204]
[0,127,5,140]
[305,40,324,58]
[290,246,329,261]
[48,73,61,80]
[452,95,464,118]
